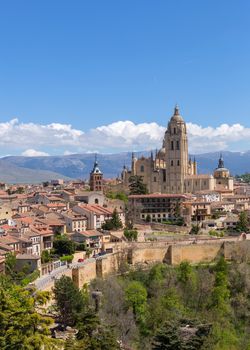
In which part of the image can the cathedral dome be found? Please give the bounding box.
[170,105,184,122]
[158,147,166,157]
[214,154,230,178]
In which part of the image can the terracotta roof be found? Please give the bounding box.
[0,243,14,251]
[77,203,113,215]
[0,236,20,244]
[47,203,66,208]
[15,217,34,224]
[80,230,103,237]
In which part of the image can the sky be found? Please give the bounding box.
[0,0,250,156]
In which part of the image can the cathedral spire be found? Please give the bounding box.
[174,104,180,115]
[150,150,154,160]
[218,153,224,168]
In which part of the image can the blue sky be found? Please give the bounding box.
[0,0,250,156]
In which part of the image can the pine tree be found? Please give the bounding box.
[110,208,123,230]
[236,211,249,232]
[129,175,148,195]
[53,275,85,327]
[0,275,61,349]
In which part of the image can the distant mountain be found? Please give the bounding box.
[1,150,250,183]
[193,151,250,176]
[0,159,71,184]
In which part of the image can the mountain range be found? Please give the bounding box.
[0,151,250,183]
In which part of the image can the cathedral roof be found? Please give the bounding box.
[170,105,184,122]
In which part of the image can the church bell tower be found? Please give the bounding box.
[89,155,103,192]
[165,105,188,193]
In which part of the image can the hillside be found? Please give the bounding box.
[1,150,250,183]
[0,159,70,184]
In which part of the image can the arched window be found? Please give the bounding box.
[95,198,99,204]
[171,160,174,166]
[174,128,176,134]
[140,165,144,172]
[176,141,180,150]
[177,160,180,166]
[171,141,174,150]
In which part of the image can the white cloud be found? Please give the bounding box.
[1,118,250,155]
[21,149,49,157]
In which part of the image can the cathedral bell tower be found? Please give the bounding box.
[165,105,188,193]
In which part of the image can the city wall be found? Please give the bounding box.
[72,238,250,289]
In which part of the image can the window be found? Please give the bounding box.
[171,141,174,150]
[177,160,180,166]
[176,141,179,150]
[174,128,176,134]
[163,169,166,182]
[95,198,99,204]
[154,176,157,182]
[140,165,144,172]
[171,160,174,166]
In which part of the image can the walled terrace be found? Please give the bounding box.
[72,234,250,288]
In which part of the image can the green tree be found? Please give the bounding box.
[102,208,123,230]
[73,309,120,350]
[5,252,16,276]
[210,257,230,315]
[129,175,148,195]
[125,281,147,323]
[41,250,52,264]
[236,211,249,232]
[53,235,75,256]
[124,228,138,241]
[189,224,200,235]
[0,275,61,349]
[106,191,128,203]
[152,319,211,350]
[177,261,194,285]
[53,275,85,327]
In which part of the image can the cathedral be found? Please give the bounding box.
[121,106,233,194]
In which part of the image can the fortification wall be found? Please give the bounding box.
[72,238,250,289]
[72,259,96,289]
[129,247,169,265]
[96,251,126,278]
[224,240,250,261]
[170,242,223,265]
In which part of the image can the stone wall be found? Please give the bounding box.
[72,259,96,289]
[96,251,127,278]
[224,240,250,262]
[72,238,250,289]
[128,247,169,265]
[169,242,223,265]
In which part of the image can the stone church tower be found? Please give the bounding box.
[165,105,188,193]
[89,156,103,192]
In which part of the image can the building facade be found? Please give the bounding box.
[121,106,233,194]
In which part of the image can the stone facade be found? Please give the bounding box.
[121,106,233,194]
